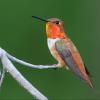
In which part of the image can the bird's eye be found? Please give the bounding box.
[55,21,59,25]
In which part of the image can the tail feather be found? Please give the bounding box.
[86,77,93,88]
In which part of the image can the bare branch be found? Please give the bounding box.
[7,53,59,69]
[1,53,48,100]
[0,66,6,88]
[0,48,6,88]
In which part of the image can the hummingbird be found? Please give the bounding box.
[32,16,93,88]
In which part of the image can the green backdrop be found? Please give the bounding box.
[0,0,100,100]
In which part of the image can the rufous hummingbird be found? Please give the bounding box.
[32,16,93,88]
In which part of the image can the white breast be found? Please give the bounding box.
[47,38,60,60]
[47,38,60,50]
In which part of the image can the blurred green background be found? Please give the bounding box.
[0,0,100,100]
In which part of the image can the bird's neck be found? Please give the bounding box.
[47,32,66,39]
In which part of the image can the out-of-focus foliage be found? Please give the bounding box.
[0,0,100,99]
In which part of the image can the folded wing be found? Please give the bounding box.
[55,39,93,88]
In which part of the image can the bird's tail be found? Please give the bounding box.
[86,77,93,88]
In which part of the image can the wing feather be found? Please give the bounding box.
[55,40,87,80]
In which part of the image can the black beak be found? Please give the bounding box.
[32,16,49,22]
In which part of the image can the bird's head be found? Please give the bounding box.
[32,16,66,39]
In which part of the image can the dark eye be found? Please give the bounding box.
[55,21,59,25]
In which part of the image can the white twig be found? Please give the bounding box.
[0,66,5,88]
[0,48,6,88]
[1,53,48,100]
[0,48,48,100]
[7,53,59,69]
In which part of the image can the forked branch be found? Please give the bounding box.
[0,48,59,100]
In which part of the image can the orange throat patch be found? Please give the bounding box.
[48,32,66,39]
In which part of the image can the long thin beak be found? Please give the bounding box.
[32,16,49,22]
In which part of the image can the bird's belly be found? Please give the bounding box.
[47,38,65,66]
